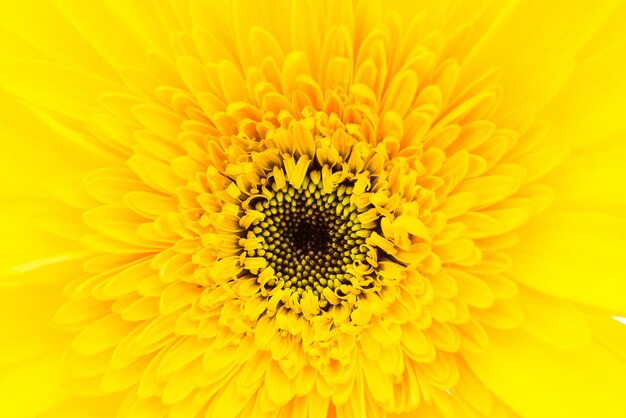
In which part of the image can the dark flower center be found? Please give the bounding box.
[246,175,372,306]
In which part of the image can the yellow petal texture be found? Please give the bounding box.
[460,0,622,107]
[1,0,626,417]
[541,36,626,148]
[508,210,626,313]
[464,329,626,417]
[0,353,69,418]
[542,137,626,210]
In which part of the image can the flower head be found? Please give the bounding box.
[2,1,626,417]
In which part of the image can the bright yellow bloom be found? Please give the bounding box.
[2,0,626,417]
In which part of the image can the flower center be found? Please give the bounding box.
[193,125,401,318]
[245,172,372,308]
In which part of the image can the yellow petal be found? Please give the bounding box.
[541,37,626,148]
[0,92,108,195]
[381,70,419,117]
[446,268,494,309]
[0,61,124,119]
[53,0,155,71]
[509,210,626,313]
[464,329,626,417]
[360,353,393,405]
[453,360,493,415]
[290,0,321,74]
[461,0,621,107]
[161,359,201,404]
[73,313,135,355]
[265,360,295,406]
[37,393,126,418]
[517,286,591,350]
[0,282,71,367]
[0,197,88,278]
[454,176,518,209]
[470,299,524,330]
[582,307,626,362]
[543,139,626,210]
[0,353,69,418]
[207,370,253,418]
[0,1,117,79]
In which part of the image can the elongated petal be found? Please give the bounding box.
[465,329,626,417]
[508,210,626,312]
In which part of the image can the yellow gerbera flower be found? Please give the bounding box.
[2,0,626,417]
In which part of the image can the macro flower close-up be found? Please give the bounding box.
[2,0,626,417]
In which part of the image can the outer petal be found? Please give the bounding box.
[460,0,622,107]
[464,329,626,418]
[516,286,591,350]
[0,61,125,120]
[0,0,118,79]
[0,353,69,418]
[542,137,626,210]
[541,34,626,148]
[0,88,112,196]
[0,197,90,275]
[36,393,126,418]
[53,0,159,71]
[0,282,73,368]
[507,210,626,313]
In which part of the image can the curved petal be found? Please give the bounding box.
[541,38,626,148]
[464,328,626,417]
[542,135,626,211]
[0,0,117,79]
[0,353,69,418]
[460,0,622,108]
[36,393,126,418]
[507,210,626,313]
